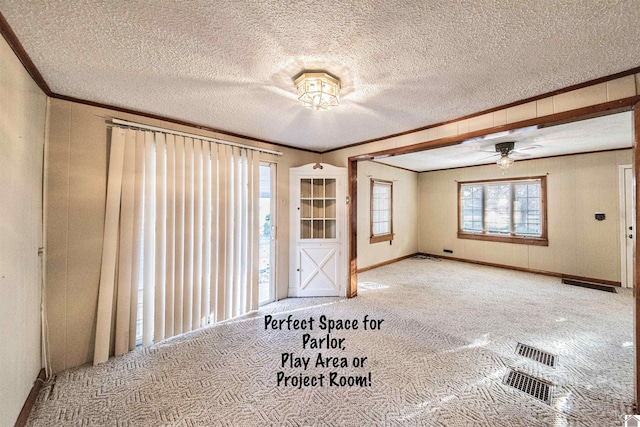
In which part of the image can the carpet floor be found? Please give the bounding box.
[28,258,634,426]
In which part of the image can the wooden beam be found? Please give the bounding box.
[322,68,640,154]
[366,96,639,159]
[347,159,358,298]
[634,100,640,409]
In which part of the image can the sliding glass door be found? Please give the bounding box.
[259,163,276,304]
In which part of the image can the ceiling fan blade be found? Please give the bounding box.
[513,144,542,152]
[511,152,532,159]
[461,125,539,145]
[477,153,499,161]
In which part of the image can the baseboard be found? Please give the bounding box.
[357,253,420,273]
[421,253,621,287]
[14,368,45,427]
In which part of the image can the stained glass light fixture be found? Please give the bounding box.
[294,71,340,111]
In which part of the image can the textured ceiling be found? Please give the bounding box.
[376,112,633,172]
[2,1,640,151]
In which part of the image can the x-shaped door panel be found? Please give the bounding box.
[299,247,338,292]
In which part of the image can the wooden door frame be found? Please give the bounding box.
[346,96,640,408]
[633,100,640,408]
[619,164,634,289]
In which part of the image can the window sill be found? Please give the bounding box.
[457,232,548,246]
[370,234,393,244]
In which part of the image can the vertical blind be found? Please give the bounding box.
[94,127,260,365]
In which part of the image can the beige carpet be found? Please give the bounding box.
[28,258,634,426]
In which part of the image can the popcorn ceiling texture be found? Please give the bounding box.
[2,1,640,150]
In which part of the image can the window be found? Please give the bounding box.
[458,176,547,246]
[370,179,393,243]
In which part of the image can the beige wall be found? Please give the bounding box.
[357,162,419,269]
[418,150,632,282]
[0,37,47,424]
[45,99,320,372]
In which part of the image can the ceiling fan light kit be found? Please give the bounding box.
[294,71,341,111]
[496,141,515,174]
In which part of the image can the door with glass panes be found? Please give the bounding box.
[289,163,346,297]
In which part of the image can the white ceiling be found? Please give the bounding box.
[1,1,640,151]
[375,111,634,172]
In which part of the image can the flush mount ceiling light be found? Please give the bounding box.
[294,71,341,111]
[496,142,515,174]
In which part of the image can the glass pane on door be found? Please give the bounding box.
[259,164,274,305]
[300,178,337,240]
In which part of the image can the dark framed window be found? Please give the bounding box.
[370,179,393,243]
[458,176,548,246]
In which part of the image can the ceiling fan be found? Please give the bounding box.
[480,141,541,174]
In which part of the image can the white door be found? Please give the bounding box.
[620,165,634,288]
[290,163,347,297]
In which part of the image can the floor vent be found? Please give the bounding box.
[503,369,553,404]
[516,343,557,368]
[562,278,617,293]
